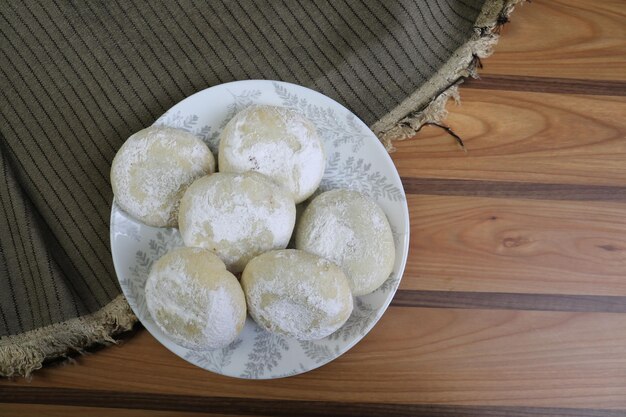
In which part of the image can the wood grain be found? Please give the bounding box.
[392,290,626,313]
[2,308,626,409]
[399,195,626,296]
[0,403,252,417]
[463,75,626,96]
[402,178,626,201]
[392,91,626,186]
[482,0,626,81]
[1,390,624,417]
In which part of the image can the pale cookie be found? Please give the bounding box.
[296,189,395,296]
[111,126,215,227]
[178,172,296,273]
[145,247,246,350]
[242,249,353,340]
[218,105,325,203]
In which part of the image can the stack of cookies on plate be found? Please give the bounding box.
[110,105,395,350]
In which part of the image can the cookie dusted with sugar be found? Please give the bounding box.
[241,249,353,341]
[144,247,246,350]
[296,189,395,296]
[111,126,215,227]
[218,105,325,203]
[178,172,296,273]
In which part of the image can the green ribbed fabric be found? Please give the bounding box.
[0,0,515,376]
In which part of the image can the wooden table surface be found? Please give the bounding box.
[2,1,626,416]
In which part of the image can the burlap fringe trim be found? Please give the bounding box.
[373,0,525,150]
[0,294,136,377]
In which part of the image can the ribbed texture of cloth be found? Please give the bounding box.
[0,0,502,370]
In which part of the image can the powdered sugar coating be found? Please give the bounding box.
[178,172,296,273]
[218,105,325,203]
[144,247,246,350]
[241,249,353,340]
[295,189,395,296]
[111,126,215,227]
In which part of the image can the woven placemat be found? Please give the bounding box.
[0,0,521,376]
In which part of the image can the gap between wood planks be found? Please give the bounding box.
[464,75,626,96]
[401,178,626,202]
[390,290,626,313]
[1,386,625,417]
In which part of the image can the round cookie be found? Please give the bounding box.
[295,189,395,296]
[241,249,353,340]
[178,172,296,273]
[111,126,215,227]
[218,105,325,203]
[144,247,246,350]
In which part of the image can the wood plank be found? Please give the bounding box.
[2,308,626,409]
[483,0,626,81]
[399,195,626,296]
[0,403,252,417]
[392,90,626,186]
[1,391,624,417]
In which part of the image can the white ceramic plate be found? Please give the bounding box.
[110,80,409,379]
